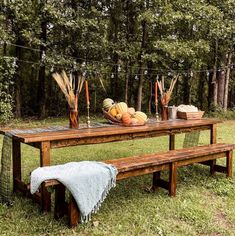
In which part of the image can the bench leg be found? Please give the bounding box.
[169,162,177,197]
[152,171,161,190]
[210,160,216,175]
[40,183,51,212]
[68,196,80,228]
[226,150,233,178]
[54,184,66,219]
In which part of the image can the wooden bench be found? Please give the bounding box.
[42,143,234,227]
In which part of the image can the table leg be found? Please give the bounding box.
[226,150,233,178]
[12,140,21,192]
[169,162,177,197]
[169,134,175,150]
[40,141,51,212]
[210,124,217,175]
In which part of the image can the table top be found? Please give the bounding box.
[0,119,220,144]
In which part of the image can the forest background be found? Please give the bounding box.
[0,0,234,122]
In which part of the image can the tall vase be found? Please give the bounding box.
[161,105,168,120]
[69,109,79,129]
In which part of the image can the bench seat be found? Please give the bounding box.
[43,143,234,227]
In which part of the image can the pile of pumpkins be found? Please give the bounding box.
[103,98,148,126]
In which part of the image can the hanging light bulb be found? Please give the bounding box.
[73,61,77,70]
[111,73,114,78]
[50,66,54,73]
[135,75,139,80]
[206,70,210,77]
[144,70,148,75]
[82,62,86,67]
[118,64,121,72]
[12,57,17,68]
[190,71,193,77]
[41,50,46,62]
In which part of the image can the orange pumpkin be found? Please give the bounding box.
[122,112,131,125]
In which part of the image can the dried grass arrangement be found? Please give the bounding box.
[157,75,178,120]
[52,70,85,128]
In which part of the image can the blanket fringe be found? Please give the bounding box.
[81,177,116,223]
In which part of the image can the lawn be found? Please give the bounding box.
[0,119,235,236]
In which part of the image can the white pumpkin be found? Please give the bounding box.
[103,98,114,111]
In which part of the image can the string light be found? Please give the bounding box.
[111,73,114,78]
[50,66,54,73]
[190,71,194,77]
[144,70,148,75]
[12,58,17,68]
[167,71,172,77]
[40,50,46,66]
[3,41,235,74]
[83,71,87,77]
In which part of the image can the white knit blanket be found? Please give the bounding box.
[30,161,118,223]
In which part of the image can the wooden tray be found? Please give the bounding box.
[177,111,205,120]
[103,109,146,126]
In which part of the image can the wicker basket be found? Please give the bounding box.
[177,111,205,120]
[103,109,121,124]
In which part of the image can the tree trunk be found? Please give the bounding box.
[109,6,120,101]
[217,70,225,108]
[208,71,213,110]
[148,80,152,114]
[14,38,23,118]
[223,52,232,111]
[124,62,129,103]
[182,74,191,104]
[197,71,206,110]
[212,38,218,108]
[136,20,147,111]
[37,20,47,118]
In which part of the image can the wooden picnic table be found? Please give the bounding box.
[0,118,220,211]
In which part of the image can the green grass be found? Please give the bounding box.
[0,118,235,236]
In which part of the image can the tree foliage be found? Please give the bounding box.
[0,0,234,118]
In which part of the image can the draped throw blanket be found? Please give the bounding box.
[30,161,118,223]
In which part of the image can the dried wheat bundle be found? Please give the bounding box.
[157,75,178,106]
[52,70,85,110]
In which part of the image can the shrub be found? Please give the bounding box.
[0,57,15,123]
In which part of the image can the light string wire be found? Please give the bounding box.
[15,58,235,79]
[1,41,235,76]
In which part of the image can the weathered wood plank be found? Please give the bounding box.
[43,143,234,187]
[6,119,220,143]
[41,143,233,227]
